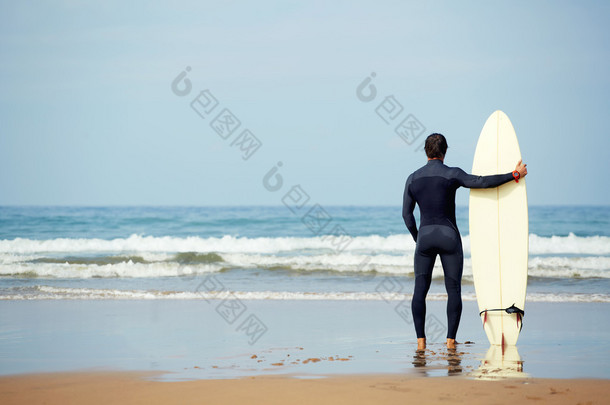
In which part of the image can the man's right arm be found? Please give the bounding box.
[402,175,418,242]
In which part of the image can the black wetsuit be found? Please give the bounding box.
[402,159,513,339]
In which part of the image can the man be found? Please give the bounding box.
[402,133,527,350]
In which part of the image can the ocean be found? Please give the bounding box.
[1,205,608,304]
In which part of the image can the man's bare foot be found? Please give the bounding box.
[417,338,426,351]
[446,338,456,350]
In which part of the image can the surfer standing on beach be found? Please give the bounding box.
[402,133,527,350]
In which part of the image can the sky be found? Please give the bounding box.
[1,0,609,206]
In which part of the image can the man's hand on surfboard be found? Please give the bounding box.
[515,160,527,178]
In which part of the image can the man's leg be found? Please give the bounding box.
[412,248,436,350]
[440,248,463,349]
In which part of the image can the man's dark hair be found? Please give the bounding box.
[425,133,448,159]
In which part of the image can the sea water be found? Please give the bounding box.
[1,206,608,303]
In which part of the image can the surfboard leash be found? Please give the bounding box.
[479,304,524,332]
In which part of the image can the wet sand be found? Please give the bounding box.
[1,300,608,380]
[1,299,609,403]
[0,371,608,405]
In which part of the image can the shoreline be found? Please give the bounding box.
[2,300,609,380]
[0,371,608,405]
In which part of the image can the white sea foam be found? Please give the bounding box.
[0,234,610,255]
[0,262,222,279]
[2,286,608,303]
[0,233,607,255]
[0,234,350,254]
[1,252,608,279]
[0,233,608,279]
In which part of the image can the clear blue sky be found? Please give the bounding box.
[1,1,609,206]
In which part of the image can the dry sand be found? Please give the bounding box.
[0,372,607,405]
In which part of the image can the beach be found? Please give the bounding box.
[0,299,609,403]
[2,373,609,405]
[1,206,609,402]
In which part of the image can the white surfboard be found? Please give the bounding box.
[469,110,528,346]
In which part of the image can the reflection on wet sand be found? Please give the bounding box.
[411,347,465,376]
[469,345,528,380]
[410,343,528,379]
